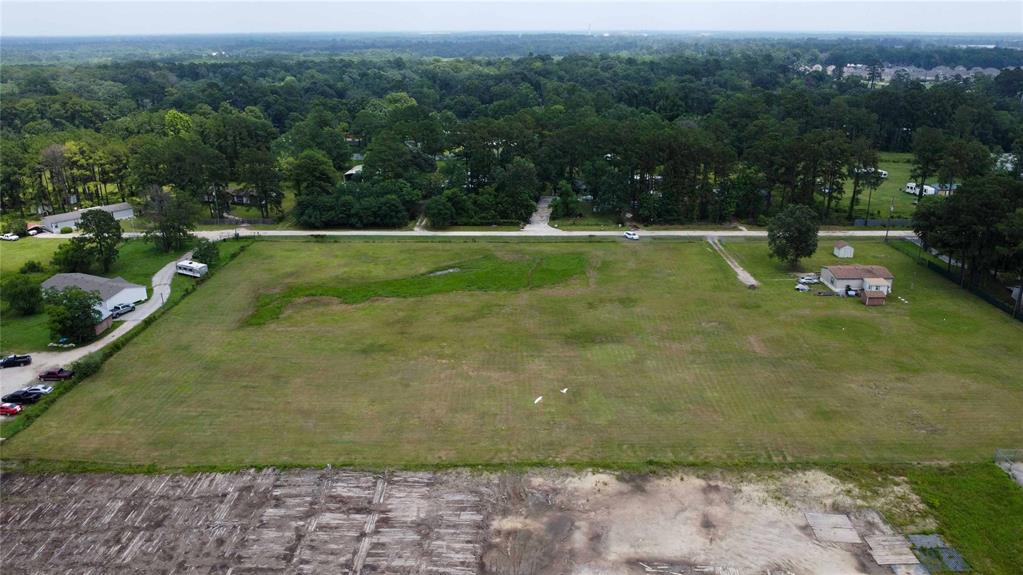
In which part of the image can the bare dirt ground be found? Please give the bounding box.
[0,468,920,574]
[707,238,759,288]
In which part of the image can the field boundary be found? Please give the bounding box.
[889,239,1022,322]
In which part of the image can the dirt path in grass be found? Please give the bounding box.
[708,237,760,288]
[0,251,190,398]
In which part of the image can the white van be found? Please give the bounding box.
[176,260,209,278]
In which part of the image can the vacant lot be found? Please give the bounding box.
[2,238,1021,467]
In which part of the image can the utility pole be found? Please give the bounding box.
[884,197,894,243]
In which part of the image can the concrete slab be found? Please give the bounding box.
[804,512,862,543]
[865,535,918,565]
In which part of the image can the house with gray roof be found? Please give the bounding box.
[42,202,135,233]
[42,273,148,333]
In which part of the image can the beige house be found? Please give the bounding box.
[821,265,895,295]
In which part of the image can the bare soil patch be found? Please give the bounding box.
[1,468,920,574]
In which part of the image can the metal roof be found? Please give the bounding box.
[41,273,143,301]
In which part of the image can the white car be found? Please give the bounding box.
[24,384,53,395]
[0,233,19,241]
[795,283,811,292]
[799,275,819,285]
[623,231,640,241]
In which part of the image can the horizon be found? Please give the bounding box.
[3,1,1022,38]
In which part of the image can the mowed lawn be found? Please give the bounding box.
[2,238,1021,467]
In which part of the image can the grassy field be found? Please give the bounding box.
[3,237,1020,468]
[0,238,188,353]
[837,152,921,220]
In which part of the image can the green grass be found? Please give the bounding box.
[0,238,188,353]
[903,464,1023,575]
[248,252,587,325]
[551,202,621,230]
[837,152,921,220]
[3,238,1020,468]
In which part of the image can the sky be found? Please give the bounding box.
[2,0,1022,37]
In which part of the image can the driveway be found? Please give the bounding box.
[522,196,561,234]
[0,252,188,397]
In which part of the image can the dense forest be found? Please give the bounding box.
[1,36,1022,237]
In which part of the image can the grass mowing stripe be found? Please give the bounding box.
[246,253,588,325]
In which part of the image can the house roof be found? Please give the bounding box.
[42,273,143,301]
[835,241,850,249]
[864,277,892,286]
[862,290,888,298]
[345,164,364,176]
[824,265,894,280]
[42,203,133,226]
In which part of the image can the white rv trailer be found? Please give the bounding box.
[175,260,209,278]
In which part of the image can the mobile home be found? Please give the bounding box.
[176,260,209,278]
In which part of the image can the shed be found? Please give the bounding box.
[861,290,888,306]
[833,241,854,258]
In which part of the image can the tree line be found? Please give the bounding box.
[1,43,1022,235]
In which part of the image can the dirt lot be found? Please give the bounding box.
[1,468,919,574]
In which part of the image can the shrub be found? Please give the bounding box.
[2,275,43,315]
[4,218,27,235]
[191,238,219,268]
[19,260,44,274]
[71,352,103,379]
[60,226,73,234]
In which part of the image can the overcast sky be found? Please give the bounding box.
[2,1,1022,37]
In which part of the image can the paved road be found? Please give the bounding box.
[34,228,917,240]
[0,252,189,397]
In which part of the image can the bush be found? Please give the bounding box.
[2,275,43,315]
[19,260,44,274]
[71,352,103,379]
[4,218,27,236]
[424,196,456,228]
[191,238,219,268]
[59,226,73,234]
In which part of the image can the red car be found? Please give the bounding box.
[0,403,23,416]
[38,368,74,382]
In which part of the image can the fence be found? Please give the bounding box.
[854,218,913,227]
[890,239,1022,323]
[201,217,278,226]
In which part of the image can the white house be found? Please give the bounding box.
[41,273,148,333]
[833,241,855,258]
[42,202,135,233]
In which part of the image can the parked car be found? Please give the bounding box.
[798,275,819,285]
[0,354,32,368]
[27,229,38,236]
[795,283,811,292]
[623,231,640,241]
[110,303,135,318]
[24,384,54,395]
[1,390,43,404]
[0,233,20,241]
[38,368,74,381]
[0,403,24,416]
